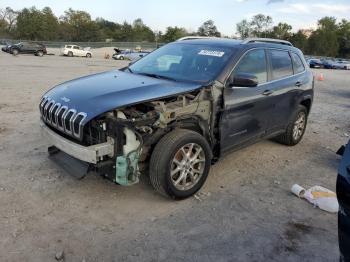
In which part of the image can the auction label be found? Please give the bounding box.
[198,50,225,57]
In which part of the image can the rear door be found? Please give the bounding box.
[220,48,276,154]
[265,49,307,132]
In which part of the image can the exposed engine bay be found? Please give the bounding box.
[83,86,219,186]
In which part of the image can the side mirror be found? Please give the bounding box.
[230,73,258,88]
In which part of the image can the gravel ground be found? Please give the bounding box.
[0,50,349,262]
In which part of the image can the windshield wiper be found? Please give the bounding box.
[125,67,133,73]
[137,72,178,82]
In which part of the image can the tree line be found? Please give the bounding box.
[0,6,349,57]
[236,14,350,58]
[0,7,220,43]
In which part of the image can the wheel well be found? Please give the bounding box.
[300,99,311,114]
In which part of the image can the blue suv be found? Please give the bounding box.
[39,37,314,199]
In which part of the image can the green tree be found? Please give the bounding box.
[60,8,100,41]
[40,7,59,40]
[289,30,308,53]
[131,18,155,42]
[236,14,273,38]
[337,19,350,58]
[270,22,292,40]
[15,7,43,40]
[308,17,339,57]
[161,26,188,42]
[236,19,252,38]
[0,7,17,35]
[197,20,221,37]
[250,14,273,37]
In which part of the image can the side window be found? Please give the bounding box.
[269,50,293,80]
[233,49,267,84]
[73,46,79,50]
[291,53,305,74]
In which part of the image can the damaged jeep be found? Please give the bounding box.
[39,37,314,199]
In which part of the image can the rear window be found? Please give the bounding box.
[269,50,293,80]
[291,53,305,74]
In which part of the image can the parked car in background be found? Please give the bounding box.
[112,49,150,61]
[333,60,350,70]
[39,37,313,199]
[307,59,323,68]
[337,139,350,262]
[321,59,337,69]
[61,45,92,58]
[8,42,47,56]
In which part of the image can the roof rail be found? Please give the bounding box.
[177,36,219,41]
[242,38,293,46]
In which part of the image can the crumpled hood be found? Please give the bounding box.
[44,70,202,124]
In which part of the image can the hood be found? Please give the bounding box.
[44,70,202,124]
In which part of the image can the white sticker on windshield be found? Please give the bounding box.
[198,50,225,57]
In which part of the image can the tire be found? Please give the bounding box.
[68,51,73,57]
[12,49,19,56]
[86,53,91,58]
[120,56,124,60]
[149,129,212,199]
[36,51,44,57]
[273,105,308,146]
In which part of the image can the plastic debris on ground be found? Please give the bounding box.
[291,184,339,213]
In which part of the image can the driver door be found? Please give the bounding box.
[220,48,276,154]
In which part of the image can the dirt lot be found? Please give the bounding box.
[0,50,349,262]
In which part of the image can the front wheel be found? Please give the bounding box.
[273,105,308,146]
[36,51,44,57]
[86,53,91,58]
[149,129,212,199]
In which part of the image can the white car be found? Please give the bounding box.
[61,45,92,58]
[334,60,350,70]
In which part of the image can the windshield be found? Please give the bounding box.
[129,43,235,83]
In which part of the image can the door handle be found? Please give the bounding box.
[262,90,274,96]
[295,81,302,87]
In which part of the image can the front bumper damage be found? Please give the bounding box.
[40,120,140,185]
[40,121,114,164]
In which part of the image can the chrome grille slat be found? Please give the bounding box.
[39,96,87,140]
[46,100,55,123]
[57,106,68,132]
[63,109,76,135]
[72,113,87,138]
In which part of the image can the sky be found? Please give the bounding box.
[2,0,350,36]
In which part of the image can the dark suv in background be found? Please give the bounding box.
[9,41,47,56]
[337,140,350,262]
[39,37,314,199]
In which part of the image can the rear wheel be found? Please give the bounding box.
[36,51,44,57]
[273,105,308,146]
[12,49,19,56]
[86,53,92,58]
[119,56,124,60]
[149,129,212,199]
[68,51,73,57]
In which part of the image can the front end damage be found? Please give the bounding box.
[41,85,222,186]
